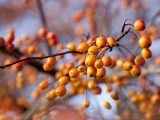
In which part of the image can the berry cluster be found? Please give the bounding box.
[36,19,152,109]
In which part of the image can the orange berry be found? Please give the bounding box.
[110,91,119,100]
[116,59,124,69]
[134,56,145,66]
[45,89,57,101]
[47,57,57,66]
[134,19,145,31]
[38,28,47,37]
[66,61,75,70]
[69,68,79,78]
[91,86,102,95]
[82,100,90,108]
[56,86,66,96]
[102,56,112,67]
[85,54,96,66]
[96,36,106,48]
[130,65,141,76]
[106,37,117,47]
[77,42,88,53]
[96,67,106,77]
[94,59,103,69]
[138,36,151,48]
[88,45,98,55]
[67,42,76,51]
[39,80,49,90]
[87,80,96,89]
[58,76,69,86]
[27,45,36,54]
[103,101,112,109]
[6,33,15,43]
[77,65,86,73]
[109,59,116,69]
[106,85,112,92]
[87,66,97,77]
[141,48,152,59]
[43,63,53,71]
[123,60,133,71]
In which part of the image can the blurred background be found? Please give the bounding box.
[0,0,160,120]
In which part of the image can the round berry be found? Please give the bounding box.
[91,86,102,95]
[67,42,76,51]
[106,37,117,47]
[47,57,57,66]
[85,54,96,66]
[88,45,98,55]
[39,80,49,90]
[77,65,86,73]
[110,91,119,100]
[102,56,112,67]
[69,68,79,78]
[94,59,103,69]
[45,89,57,101]
[56,86,66,96]
[130,65,141,76]
[134,56,145,66]
[96,36,106,48]
[82,100,90,108]
[123,60,133,71]
[141,48,152,59]
[87,66,97,77]
[134,19,145,31]
[103,101,112,109]
[139,36,151,48]
[96,67,106,77]
[87,80,96,89]
[58,76,69,86]
[78,42,89,53]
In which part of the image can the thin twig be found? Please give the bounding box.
[0,50,82,69]
[118,44,135,57]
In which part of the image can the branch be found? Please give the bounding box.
[0,48,82,69]
[0,46,58,75]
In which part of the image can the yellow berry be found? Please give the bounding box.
[69,68,79,78]
[88,45,98,55]
[106,37,117,47]
[102,56,112,67]
[123,60,133,71]
[58,76,69,86]
[141,48,152,59]
[103,101,112,109]
[94,59,103,69]
[85,54,96,66]
[39,80,49,90]
[87,66,97,77]
[96,36,106,48]
[138,36,151,48]
[82,100,90,108]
